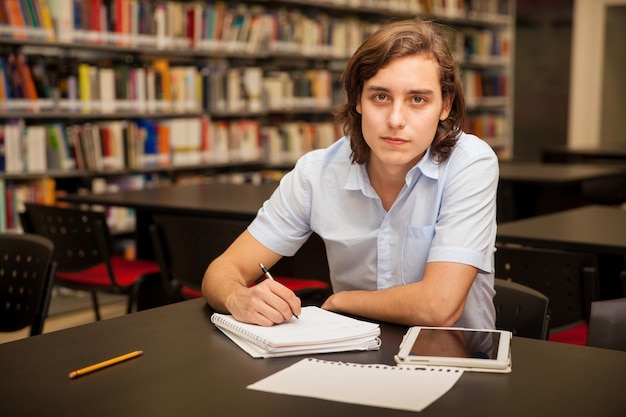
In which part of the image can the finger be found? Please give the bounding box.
[264,280,302,319]
[247,282,298,324]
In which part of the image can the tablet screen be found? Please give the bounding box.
[408,328,501,361]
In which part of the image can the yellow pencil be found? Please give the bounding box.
[68,350,143,379]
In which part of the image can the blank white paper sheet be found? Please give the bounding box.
[247,358,463,412]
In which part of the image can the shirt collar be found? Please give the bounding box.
[345,162,369,191]
[344,148,439,195]
[410,149,439,182]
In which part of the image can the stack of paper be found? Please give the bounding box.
[211,306,381,358]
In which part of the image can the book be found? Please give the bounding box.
[53,0,74,43]
[4,120,24,173]
[24,124,47,172]
[5,0,27,39]
[20,0,38,31]
[28,56,53,100]
[15,52,38,101]
[0,179,5,232]
[0,2,9,27]
[0,126,5,172]
[211,306,381,358]
[0,58,9,102]
[6,53,25,99]
[35,0,56,40]
[4,182,15,230]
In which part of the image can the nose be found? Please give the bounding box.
[387,103,407,129]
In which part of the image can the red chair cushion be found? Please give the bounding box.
[184,277,330,300]
[181,286,203,299]
[56,257,161,288]
[273,276,330,292]
[549,321,588,345]
[248,276,330,292]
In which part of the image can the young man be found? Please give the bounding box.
[202,18,499,329]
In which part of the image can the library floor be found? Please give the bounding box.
[0,290,127,345]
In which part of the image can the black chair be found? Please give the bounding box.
[0,233,56,336]
[586,298,626,351]
[20,203,161,321]
[149,214,332,307]
[495,244,600,330]
[493,278,550,340]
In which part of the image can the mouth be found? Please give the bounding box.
[382,136,408,146]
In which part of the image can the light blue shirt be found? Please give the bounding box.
[248,133,498,329]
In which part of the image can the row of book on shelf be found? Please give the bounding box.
[0,0,511,56]
[0,110,504,173]
[0,171,149,234]
[1,0,377,57]
[351,0,512,17]
[0,51,508,116]
[0,52,336,114]
[0,175,54,233]
[465,112,506,146]
[0,116,342,174]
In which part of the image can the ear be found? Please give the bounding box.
[439,93,453,121]
[356,95,362,114]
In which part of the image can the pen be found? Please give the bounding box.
[259,262,299,319]
[68,350,143,379]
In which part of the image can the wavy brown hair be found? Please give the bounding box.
[335,18,466,164]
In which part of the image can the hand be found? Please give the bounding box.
[225,279,302,326]
[320,292,339,311]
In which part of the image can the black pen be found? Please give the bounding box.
[259,262,299,319]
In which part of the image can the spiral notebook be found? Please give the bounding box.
[210,307,381,358]
[248,358,463,412]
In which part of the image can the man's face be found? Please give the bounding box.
[357,54,452,174]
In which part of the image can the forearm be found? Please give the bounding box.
[202,258,248,313]
[322,262,476,327]
[322,285,460,327]
[201,230,300,325]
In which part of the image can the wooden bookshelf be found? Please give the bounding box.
[0,0,516,232]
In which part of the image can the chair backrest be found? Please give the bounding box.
[0,233,56,336]
[586,298,626,351]
[495,244,600,329]
[150,214,331,300]
[150,215,249,298]
[22,203,115,274]
[493,278,550,340]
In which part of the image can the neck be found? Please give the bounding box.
[367,163,408,211]
[366,151,425,211]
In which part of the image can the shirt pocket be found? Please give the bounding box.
[401,224,435,285]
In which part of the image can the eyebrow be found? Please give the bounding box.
[365,85,435,95]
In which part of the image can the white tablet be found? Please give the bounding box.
[394,327,512,372]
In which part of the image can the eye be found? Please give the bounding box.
[412,96,425,104]
[372,93,387,102]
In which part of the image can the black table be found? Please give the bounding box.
[497,205,626,255]
[497,161,626,221]
[1,298,624,417]
[542,144,626,165]
[61,162,626,231]
[60,182,279,258]
[61,182,278,219]
[497,205,626,298]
